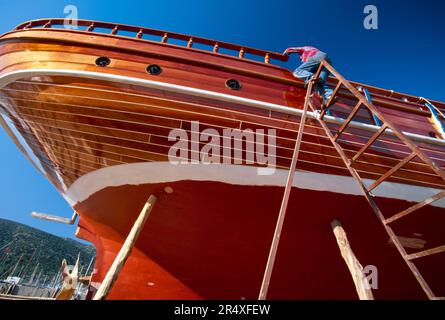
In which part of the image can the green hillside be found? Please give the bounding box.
[0,218,95,285]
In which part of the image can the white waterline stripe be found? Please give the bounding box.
[64,162,445,209]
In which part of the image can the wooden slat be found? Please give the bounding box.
[351,124,388,163]
[333,101,362,141]
[384,189,445,224]
[367,153,417,192]
[405,245,445,260]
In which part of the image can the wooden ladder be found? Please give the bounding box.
[310,60,445,300]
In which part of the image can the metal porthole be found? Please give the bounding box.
[226,79,242,90]
[429,131,438,138]
[147,64,162,75]
[95,56,111,67]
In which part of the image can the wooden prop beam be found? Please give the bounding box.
[31,211,78,225]
[331,219,374,300]
[93,195,157,300]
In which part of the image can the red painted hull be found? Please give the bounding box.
[75,179,445,299]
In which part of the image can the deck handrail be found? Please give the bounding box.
[14,18,288,65]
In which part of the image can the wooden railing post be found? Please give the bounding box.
[93,195,157,300]
[161,33,168,43]
[187,37,194,48]
[86,23,95,32]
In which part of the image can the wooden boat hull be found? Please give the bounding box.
[1,22,445,299]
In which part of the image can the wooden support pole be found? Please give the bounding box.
[331,219,374,300]
[93,195,157,300]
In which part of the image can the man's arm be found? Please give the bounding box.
[283,47,303,56]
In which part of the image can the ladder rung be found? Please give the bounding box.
[351,124,388,164]
[333,102,362,141]
[384,189,445,224]
[405,245,445,260]
[325,81,342,108]
[367,153,416,192]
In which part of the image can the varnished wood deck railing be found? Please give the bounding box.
[14,18,288,65]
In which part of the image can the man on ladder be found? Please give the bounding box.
[283,46,333,105]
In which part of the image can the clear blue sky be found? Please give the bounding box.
[0,0,444,241]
